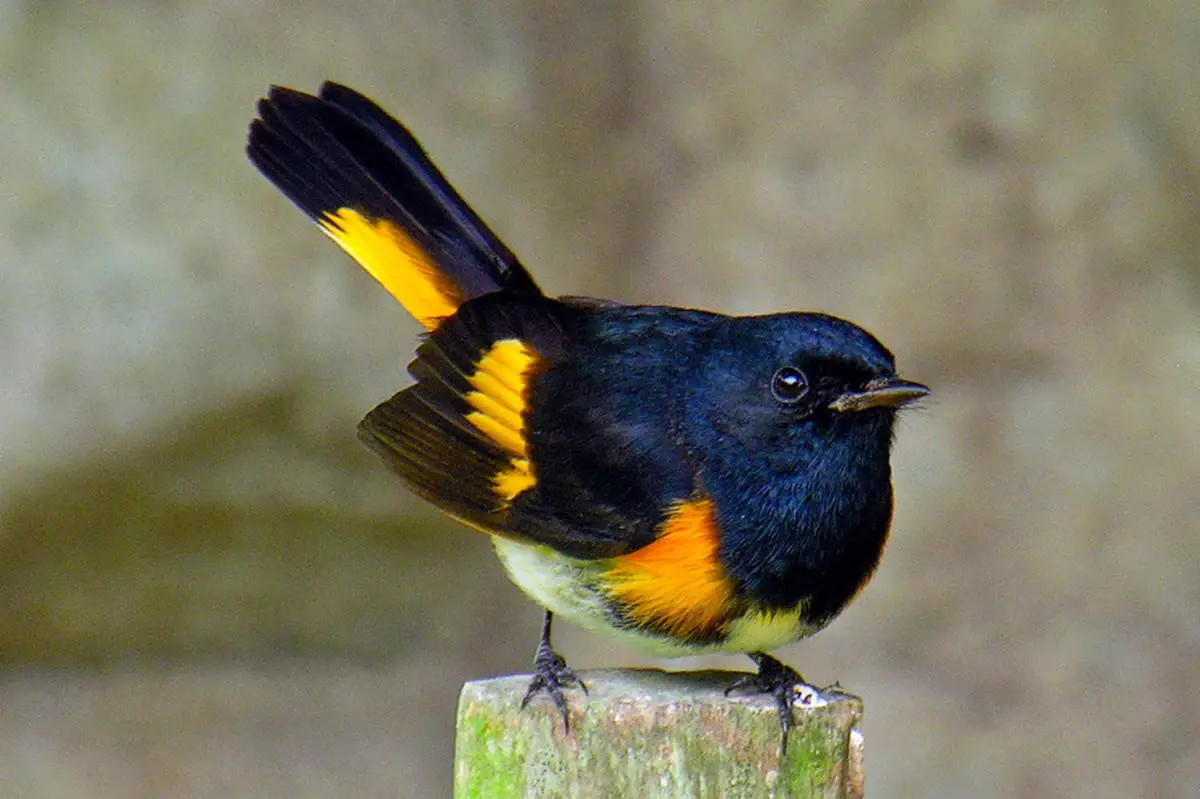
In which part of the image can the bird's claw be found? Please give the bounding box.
[520,638,587,732]
[726,652,827,755]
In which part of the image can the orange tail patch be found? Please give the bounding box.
[603,496,736,642]
[249,85,543,328]
[318,208,464,329]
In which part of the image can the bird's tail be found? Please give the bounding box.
[247,82,541,329]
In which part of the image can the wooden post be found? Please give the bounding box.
[454,669,864,798]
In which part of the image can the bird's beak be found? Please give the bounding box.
[829,377,929,413]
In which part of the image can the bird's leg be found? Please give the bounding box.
[726,651,830,754]
[520,611,587,731]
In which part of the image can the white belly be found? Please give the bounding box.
[491,538,825,657]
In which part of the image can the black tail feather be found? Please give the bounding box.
[248,83,540,308]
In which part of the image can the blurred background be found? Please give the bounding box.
[2,1,1197,796]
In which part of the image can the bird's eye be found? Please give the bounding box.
[771,366,809,404]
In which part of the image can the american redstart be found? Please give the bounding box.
[247,82,927,750]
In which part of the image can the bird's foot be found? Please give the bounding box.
[520,615,587,732]
[726,651,834,754]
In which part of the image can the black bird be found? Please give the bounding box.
[247,82,927,750]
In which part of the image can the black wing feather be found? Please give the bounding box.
[357,294,571,542]
[360,389,516,529]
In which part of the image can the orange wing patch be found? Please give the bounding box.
[464,339,538,502]
[318,208,464,329]
[603,497,735,641]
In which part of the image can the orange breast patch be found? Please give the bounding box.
[602,497,735,642]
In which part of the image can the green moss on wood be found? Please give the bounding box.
[454,669,863,798]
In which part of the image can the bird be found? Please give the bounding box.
[246,82,927,751]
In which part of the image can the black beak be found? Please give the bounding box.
[828,377,929,413]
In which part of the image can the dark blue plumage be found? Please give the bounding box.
[248,82,928,750]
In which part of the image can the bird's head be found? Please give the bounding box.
[684,312,927,475]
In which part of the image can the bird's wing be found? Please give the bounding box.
[359,296,702,559]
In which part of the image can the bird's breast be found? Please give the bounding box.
[490,498,829,657]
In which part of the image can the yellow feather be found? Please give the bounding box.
[461,339,540,503]
[466,412,527,457]
[465,393,523,438]
[318,208,463,328]
[494,459,537,501]
[465,372,524,415]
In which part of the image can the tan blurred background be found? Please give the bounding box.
[2,1,1197,796]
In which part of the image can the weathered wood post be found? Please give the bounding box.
[455,669,864,798]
